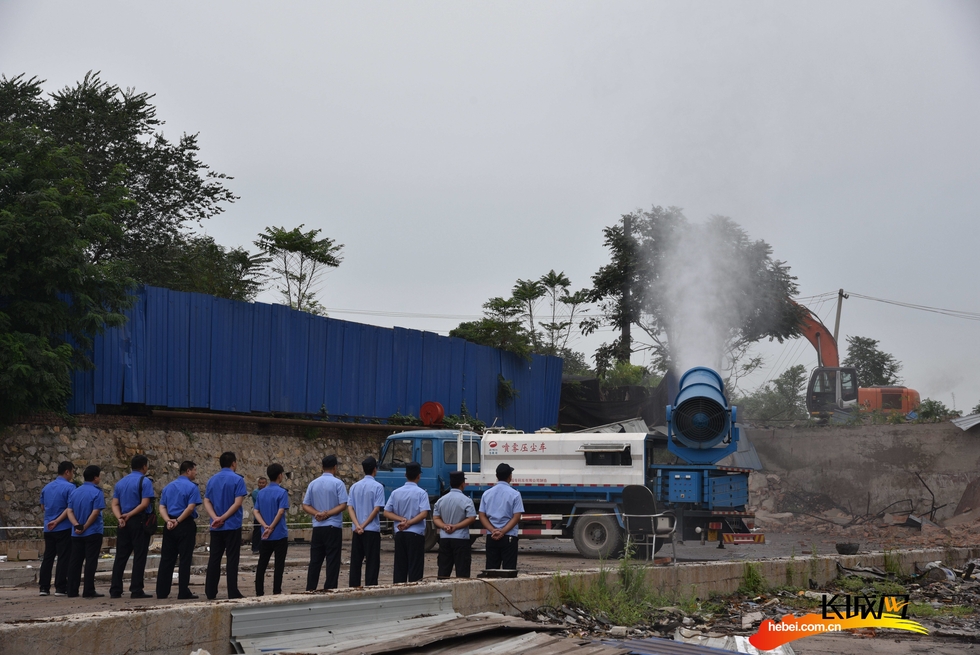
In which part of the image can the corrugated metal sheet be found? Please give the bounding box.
[231,590,613,655]
[952,413,980,431]
[598,636,735,655]
[66,286,563,432]
[717,432,763,471]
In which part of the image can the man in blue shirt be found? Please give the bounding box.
[302,454,348,590]
[478,463,524,571]
[156,460,202,600]
[38,461,75,596]
[253,463,290,596]
[66,465,106,598]
[383,462,430,583]
[433,471,477,579]
[347,456,386,587]
[204,451,248,600]
[110,454,155,599]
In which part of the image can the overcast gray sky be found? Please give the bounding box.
[3,1,979,410]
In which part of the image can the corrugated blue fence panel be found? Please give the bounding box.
[375,328,394,415]
[357,325,380,417]
[122,294,146,404]
[250,302,273,412]
[462,342,481,422]
[305,314,329,414]
[448,337,466,416]
[420,332,452,413]
[210,299,253,412]
[188,293,212,408]
[93,327,122,405]
[340,322,362,416]
[69,286,563,431]
[167,290,190,408]
[400,328,424,417]
[323,318,345,415]
[144,287,169,405]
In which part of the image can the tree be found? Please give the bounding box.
[0,73,238,282]
[161,235,269,302]
[450,297,534,361]
[918,398,961,421]
[255,225,343,315]
[450,271,592,370]
[584,207,804,378]
[841,336,902,386]
[972,401,980,416]
[0,121,134,423]
[736,364,809,422]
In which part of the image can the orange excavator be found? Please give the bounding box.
[797,303,920,418]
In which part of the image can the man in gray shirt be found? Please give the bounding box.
[432,471,477,578]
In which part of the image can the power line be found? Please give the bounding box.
[846,292,980,322]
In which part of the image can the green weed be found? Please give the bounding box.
[739,562,767,595]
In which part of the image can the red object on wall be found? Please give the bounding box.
[420,401,445,426]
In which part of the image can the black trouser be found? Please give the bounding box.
[110,515,151,596]
[485,534,519,570]
[67,533,103,597]
[349,530,381,587]
[393,531,425,583]
[307,526,343,590]
[205,528,242,599]
[251,523,262,552]
[437,537,472,578]
[39,529,72,594]
[156,520,197,599]
[255,537,288,596]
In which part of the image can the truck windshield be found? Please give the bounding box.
[381,439,413,469]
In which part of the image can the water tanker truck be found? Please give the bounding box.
[374,366,762,558]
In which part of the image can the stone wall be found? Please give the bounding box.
[0,415,395,532]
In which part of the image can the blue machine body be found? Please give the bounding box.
[666,366,739,465]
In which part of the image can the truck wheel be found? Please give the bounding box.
[572,512,623,559]
[424,516,439,551]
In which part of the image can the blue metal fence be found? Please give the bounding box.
[67,286,563,431]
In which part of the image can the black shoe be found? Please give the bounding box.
[131,591,152,599]
[83,593,105,598]
[177,593,199,600]
[109,593,122,599]
[55,591,68,596]
[67,593,79,598]
[39,590,50,596]
[228,592,245,599]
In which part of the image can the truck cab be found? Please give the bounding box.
[375,430,482,548]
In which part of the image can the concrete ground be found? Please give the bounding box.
[2,534,974,654]
[0,531,859,624]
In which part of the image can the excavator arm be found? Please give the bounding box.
[795,302,840,368]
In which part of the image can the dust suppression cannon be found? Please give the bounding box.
[666,366,738,464]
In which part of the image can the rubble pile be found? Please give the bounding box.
[524,560,980,646]
[749,472,980,549]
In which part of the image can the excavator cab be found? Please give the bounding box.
[806,367,859,417]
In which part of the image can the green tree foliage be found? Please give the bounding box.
[584,207,804,376]
[0,121,134,423]
[163,235,269,302]
[450,296,534,360]
[255,224,343,315]
[841,335,902,386]
[0,73,238,283]
[917,398,961,421]
[450,271,591,371]
[972,401,980,416]
[736,364,809,422]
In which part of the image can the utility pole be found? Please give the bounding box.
[620,213,632,363]
[833,288,849,343]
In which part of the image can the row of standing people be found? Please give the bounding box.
[38,452,524,599]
